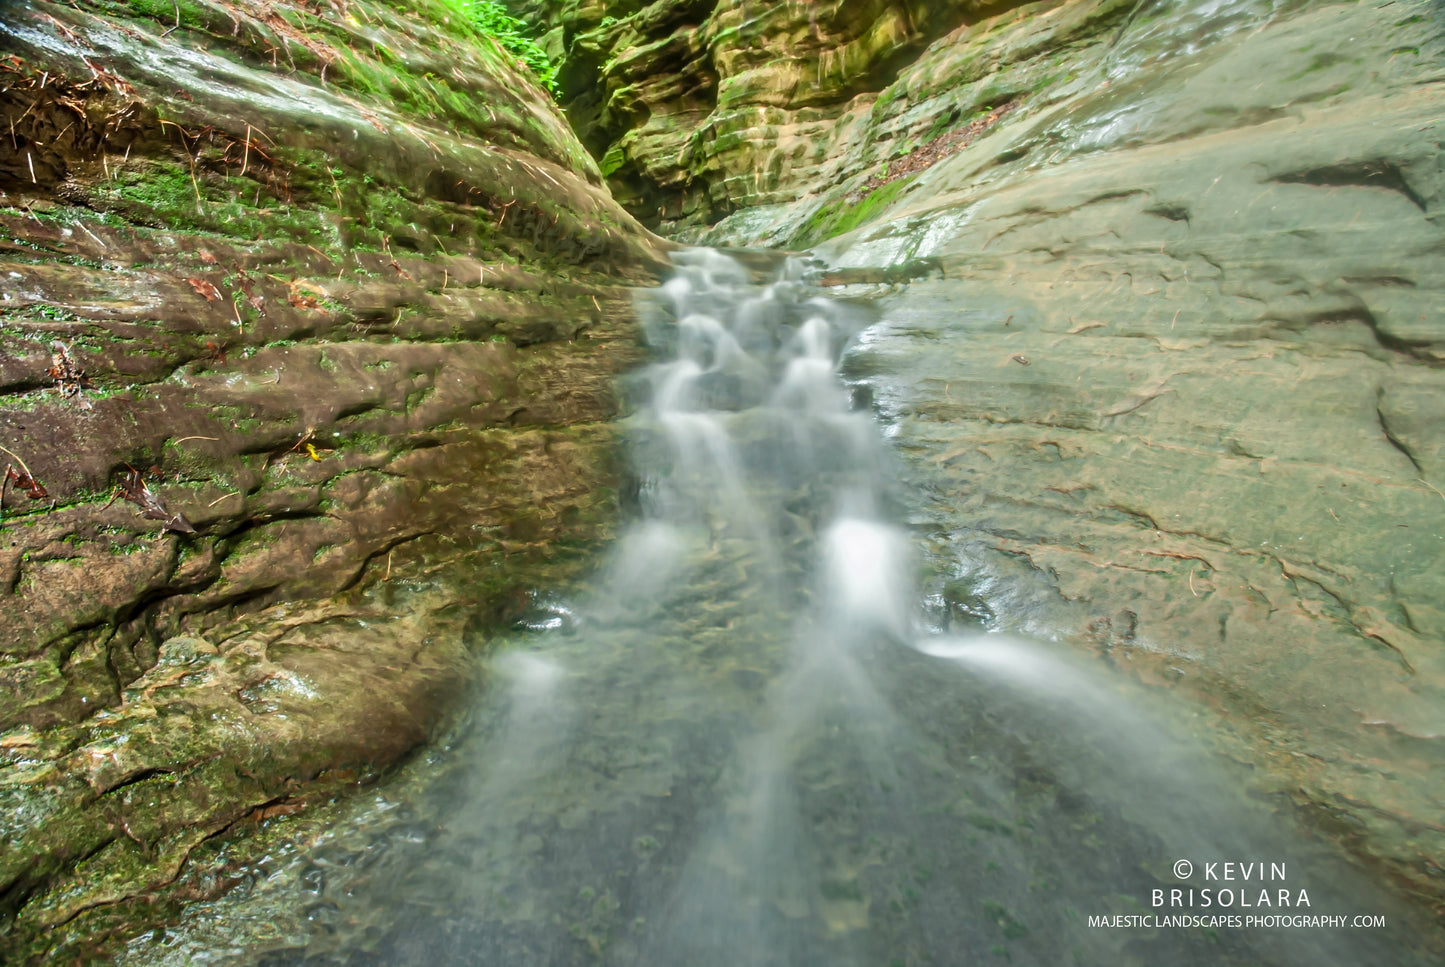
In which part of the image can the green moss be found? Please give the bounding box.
[93,144,410,253]
[599,144,627,177]
[0,302,79,322]
[108,168,197,222]
[88,0,215,32]
[791,174,918,248]
[870,83,908,121]
[331,21,546,140]
[925,108,961,143]
[336,431,394,455]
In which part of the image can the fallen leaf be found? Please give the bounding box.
[118,467,196,534]
[187,278,223,302]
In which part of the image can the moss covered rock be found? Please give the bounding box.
[510,0,1005,230]
[0,0,670,953]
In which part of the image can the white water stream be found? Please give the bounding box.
[123,250,1440,967]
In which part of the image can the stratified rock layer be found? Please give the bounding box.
[512,0,1005,229]
[0,0,668,952]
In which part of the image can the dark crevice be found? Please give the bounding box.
[1272,161,1428,213]
[331,531,436,597]
[1144,202,1191,223]
[1261,306,1440,364]
[1103,503,1163,532]
[34,620,113,667]
[1376,388,1424,475]
[1341,275,1418,289]
[1084,189,1149,207]
[1109,0,1159,49]
[96,766,180,798]
[1,832,118,923]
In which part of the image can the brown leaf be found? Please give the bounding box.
[4,465,47,500]
[286,279,328,310]
[187,278,223,303]
[47,340,91,406]
[55,96,88,119]
[119,468,195,534]
[198,250,218,265]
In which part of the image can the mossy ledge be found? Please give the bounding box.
[0,0,671,958]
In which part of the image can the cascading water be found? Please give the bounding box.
[125,251,1440,967]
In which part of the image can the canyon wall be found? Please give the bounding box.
[0,0,667,952]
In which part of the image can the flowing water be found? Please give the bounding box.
[125,250,1441,966]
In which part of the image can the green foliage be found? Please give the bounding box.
[465,2,558,93]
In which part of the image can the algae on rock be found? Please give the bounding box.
[0,0,669,956]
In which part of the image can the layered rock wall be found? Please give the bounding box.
[513,0,1016,228]
[810,0,1445,902]
[0,0,667,953]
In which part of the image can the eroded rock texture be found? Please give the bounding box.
[0,0,667,950]
[513,0,1005,229]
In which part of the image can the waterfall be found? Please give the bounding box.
[628,247,905,634]
[625,250,910,966]
[119,250,1442,967]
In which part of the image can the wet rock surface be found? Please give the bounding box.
[788,0,1445,905]
[528,0,1445,919]
[4,0,1445,958]
[69,220,1445,967]
[0,0,668,954]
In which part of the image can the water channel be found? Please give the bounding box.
[122,250,1441,966]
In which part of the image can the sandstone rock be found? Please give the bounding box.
[0,0,668,950]
[535,0,1445,911]
[154,635,218,665]
[513,0,995,229]
[800,0,1445,899]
